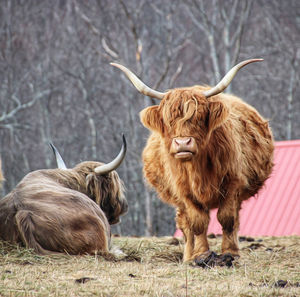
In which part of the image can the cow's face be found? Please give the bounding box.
[140,87,229,161]
[93,170,127,225]
[75,162,128,225]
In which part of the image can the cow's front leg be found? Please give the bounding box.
[182,200,210,260]
[191,207,210,259]
[217,197,240,257]
[176,208,194,262]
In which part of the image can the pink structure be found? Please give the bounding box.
[174,139,300,237]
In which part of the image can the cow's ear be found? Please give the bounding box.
[206,101,229,132]
[86,173,102,205]
[140,105,163,133]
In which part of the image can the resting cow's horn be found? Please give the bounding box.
[110,62,166,100]
[94,134,127,175]
[49,143,67,170]
[202,59,263,98]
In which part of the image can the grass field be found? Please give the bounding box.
[0,235,299,297]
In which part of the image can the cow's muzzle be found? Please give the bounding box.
[170,137,197,160]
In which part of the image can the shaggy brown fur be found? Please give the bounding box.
[141,86,274,261]
[0,161,127,255]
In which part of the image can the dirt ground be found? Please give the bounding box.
[0,235,299,296]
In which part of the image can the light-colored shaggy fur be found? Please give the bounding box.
[141,86,274,261]
[0,161,127,255]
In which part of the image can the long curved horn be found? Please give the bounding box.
[49,143,67,170]
[203,59,263,98]
[94,134,127,175]
[110,62,166,100]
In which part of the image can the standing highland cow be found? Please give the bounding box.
[111,59,274,262]
[0,136,128,255]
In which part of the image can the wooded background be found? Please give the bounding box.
[0,0,299,236]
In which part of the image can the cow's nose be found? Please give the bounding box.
[174,137,192,147]
[170,137,197,159]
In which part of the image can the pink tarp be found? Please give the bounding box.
[174,139,300,237]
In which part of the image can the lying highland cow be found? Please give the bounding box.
[0,136,128,255]
[112,59,274,263]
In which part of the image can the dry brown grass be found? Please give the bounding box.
[0,235,299,297]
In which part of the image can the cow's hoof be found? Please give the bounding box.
[215,253,236,267]
[194,251,218,268]
[193,252,238,268]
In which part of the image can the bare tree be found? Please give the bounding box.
[0,0,299,236]
[257,0,300,140]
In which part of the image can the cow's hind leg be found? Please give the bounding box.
[15,210,54,254]
[17,209,110,255]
